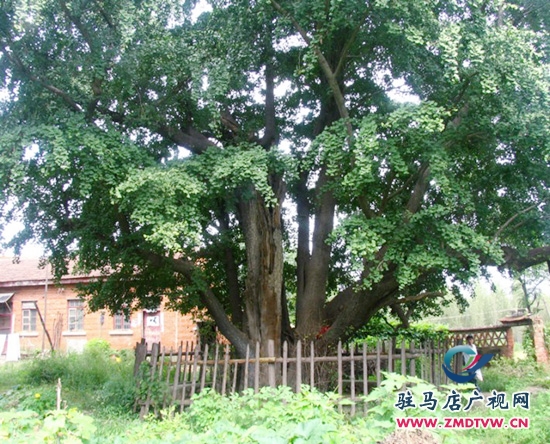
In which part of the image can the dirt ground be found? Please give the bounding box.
[380,428,439,444]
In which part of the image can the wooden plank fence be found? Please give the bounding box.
[134,338,451,417]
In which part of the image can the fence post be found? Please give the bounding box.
[212,343,220,391]
[309,341,315,389]
[163,347,174,409]
[362,343,368,414]
[296,340,302,393]
[401,340,406,376]
[190,343,200,399]
[134,338,147,377]
[388,338,393,373]
[243,343,250,390]
[171,343,182,403]
[350,343,356,416]
[231,360,238,394]
[282,341,288,387]
[180,342,190,412]
[254,342,260,393]
[268,339,276,388]
[142,342,160,418]
[430,340,435,384]
[337,341,343,413]
[200,343,209,392]
[221,344,230,396]
[376,340,381,387]
[409,341,415,377]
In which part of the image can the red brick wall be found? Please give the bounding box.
[1,282,198,353]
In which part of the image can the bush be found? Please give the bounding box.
[19,347,136,415]
[478,356,549,392]
[25,354,69,386]
[84,339,112,358]
[96,372,136,413]
[24,342,130,392]
[352,319,450,347]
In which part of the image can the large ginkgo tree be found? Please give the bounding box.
[0,0,549,356]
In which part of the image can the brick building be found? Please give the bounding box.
[0,257,198,355]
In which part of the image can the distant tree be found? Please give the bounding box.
[426,278,516,329]
[1,0,549,356]
[513,265,550,314]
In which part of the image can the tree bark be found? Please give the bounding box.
[238,183,284,355]
[296,166,336,338]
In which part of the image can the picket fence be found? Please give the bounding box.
[134,337,451,417]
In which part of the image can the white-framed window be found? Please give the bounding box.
[22,301,37,332]
[68,299,84,331]
[113,311,131,330]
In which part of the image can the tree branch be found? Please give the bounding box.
[500,246,550,272]
[394,291,445,305]
[270,0,352,139]
[59,0,95,53]
[334,15,367,80]
[405,163,430,218]
[259,58,278,149]
[390,303,410,328]
[492,203,539,242]
[146,252,250,356]
[157,124,216,155]
[92,0,116,30]
[0,41,83,113]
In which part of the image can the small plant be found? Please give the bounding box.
[18,389,57,416]
[0,408,96,443]
[0,386,57,415]
[135,361,169,414]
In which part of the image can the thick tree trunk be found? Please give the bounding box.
[295,167,336,338]
[294,97,341,340]
[321,271,400,345]
[238,185,284,356]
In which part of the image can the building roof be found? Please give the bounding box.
[0,257,98,288]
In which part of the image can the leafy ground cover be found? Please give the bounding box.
[0,343,549,443]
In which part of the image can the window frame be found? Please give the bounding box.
[113,311,131,330]
[21,301,38,332]
[67,299,85,332]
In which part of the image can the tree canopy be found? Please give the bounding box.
[0,0,549,355]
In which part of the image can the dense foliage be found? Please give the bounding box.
[351,319,450,345]
[0,0,549,353]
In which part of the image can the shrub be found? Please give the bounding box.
[65,351,112,389]
[25,354,68,386]
[24,343,131,392]
[84,339,112,358]
[96,372,136,413]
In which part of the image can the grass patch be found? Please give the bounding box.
[0,340,136,416]
[479,357,550,392]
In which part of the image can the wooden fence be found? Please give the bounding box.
[134,338,451,417]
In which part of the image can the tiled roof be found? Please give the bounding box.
[0,257,96,287]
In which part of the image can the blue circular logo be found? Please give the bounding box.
[442,345,493,383]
